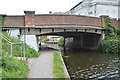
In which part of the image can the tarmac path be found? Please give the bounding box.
[28,48,56,78]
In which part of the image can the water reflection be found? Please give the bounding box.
[62,49,120,79]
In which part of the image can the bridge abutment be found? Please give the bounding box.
[6,29,39,51]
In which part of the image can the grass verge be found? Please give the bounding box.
[53,52,66,79]
[2,50,29,78]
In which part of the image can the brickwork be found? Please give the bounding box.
[111,19,119,28]
[3,11,119,28]
[33,15,101,26]
[24,11,119,28]
[24,11,102,27]
[4,16,24,26]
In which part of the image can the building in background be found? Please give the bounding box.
[69,0,120,19]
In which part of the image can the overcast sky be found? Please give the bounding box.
[0,0,82,15]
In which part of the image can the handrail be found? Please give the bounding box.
[0,33,11,44]
[0,33,11,42]
[0,33,25,57]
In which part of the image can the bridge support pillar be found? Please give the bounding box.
[21,35,39,51]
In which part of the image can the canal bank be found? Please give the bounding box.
[28,47,70,79]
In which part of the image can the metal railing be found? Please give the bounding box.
[0,33,25,59]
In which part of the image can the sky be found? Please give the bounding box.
[0,0,82,15]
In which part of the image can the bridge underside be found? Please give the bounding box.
[2,26,105,50]
[36,31,101,37]
[36,32,103,50]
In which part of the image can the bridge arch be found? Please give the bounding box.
[36,31,103,50]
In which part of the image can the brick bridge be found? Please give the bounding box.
[1,11,119,51]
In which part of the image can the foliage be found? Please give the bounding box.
[41,38,49,42]
[103,17,117,39]
[1,31,41,79]
[99,17,120,53]
[2,32,40,58]
[2,50,29,78]
[39,36,49,42]
[53,52,66,78]
[99,39,120,53]
[58,37,64,46]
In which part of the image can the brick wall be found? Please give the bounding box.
[3,11,119,28]
[33,15,101,26]
[24,11,119,28]
[111,19,120,28]
[4,16,24,26]
[24,11,102,27]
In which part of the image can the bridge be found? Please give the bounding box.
[2,24,105,51]
[1,11,114,51]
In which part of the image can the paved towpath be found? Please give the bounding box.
[28,48,56,78]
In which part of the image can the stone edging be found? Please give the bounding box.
[57,51,71,80]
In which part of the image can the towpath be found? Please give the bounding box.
[28,48,56,78]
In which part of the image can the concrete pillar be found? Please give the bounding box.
[21,35,39,51]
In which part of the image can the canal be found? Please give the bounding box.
[62,49,120,80]
[44,43,120,79]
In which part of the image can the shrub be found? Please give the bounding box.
[103,17,117,39]
[99,17,120,53]
[99,39,120,53]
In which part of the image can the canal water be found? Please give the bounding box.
[44,43,120,79]
[62,49,120,80]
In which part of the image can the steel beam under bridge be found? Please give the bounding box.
[2,25,106,35]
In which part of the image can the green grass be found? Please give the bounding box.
[2,32,40,58]
[53,52,66,79]
[2,50,29,78]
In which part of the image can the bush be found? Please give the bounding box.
[103,17,117,39]
[99,39,120,53]
[99,17,120,53]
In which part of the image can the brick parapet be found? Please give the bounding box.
[3,11,119,28]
